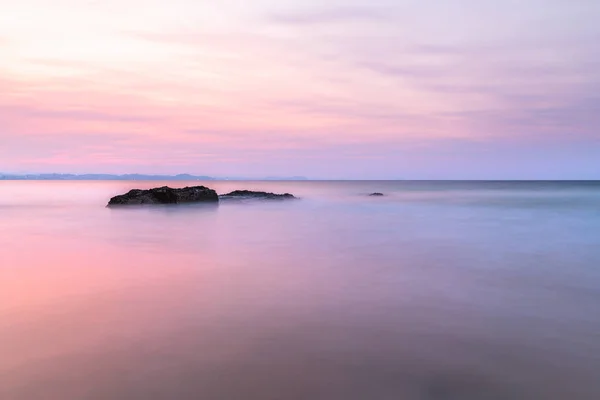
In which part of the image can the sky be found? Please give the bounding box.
[1,0,599,179]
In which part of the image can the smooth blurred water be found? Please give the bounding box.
[1,180,600,399]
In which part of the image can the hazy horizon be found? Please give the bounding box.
[2,171,600,181]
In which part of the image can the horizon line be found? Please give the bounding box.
[1,173,598,182]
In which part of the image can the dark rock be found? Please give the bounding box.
[369,192,385,196]
[108,186,218,206]
[220,190,296,200]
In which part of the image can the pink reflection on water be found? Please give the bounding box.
[1,181,600,399]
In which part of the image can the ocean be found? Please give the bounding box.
[1,180,600,399]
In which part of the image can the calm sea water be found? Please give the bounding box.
[1,180,600,399]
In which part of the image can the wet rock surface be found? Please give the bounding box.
[108,186,219,206]
[220,190,296,200]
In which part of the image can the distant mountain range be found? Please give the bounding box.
[0,173,309,181]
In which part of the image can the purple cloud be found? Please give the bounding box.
[3,105,162,123]
[268,7,392,25]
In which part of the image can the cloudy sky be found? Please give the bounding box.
[1,0,599,178]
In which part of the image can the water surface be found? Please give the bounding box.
[2,181,600,399]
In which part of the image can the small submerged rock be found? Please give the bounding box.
[108,186,218,206]
[369,192,385,197]
[220,190,296,200]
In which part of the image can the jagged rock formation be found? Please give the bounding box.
[108,186,218,206]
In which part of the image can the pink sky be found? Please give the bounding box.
[1,0,599,178]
